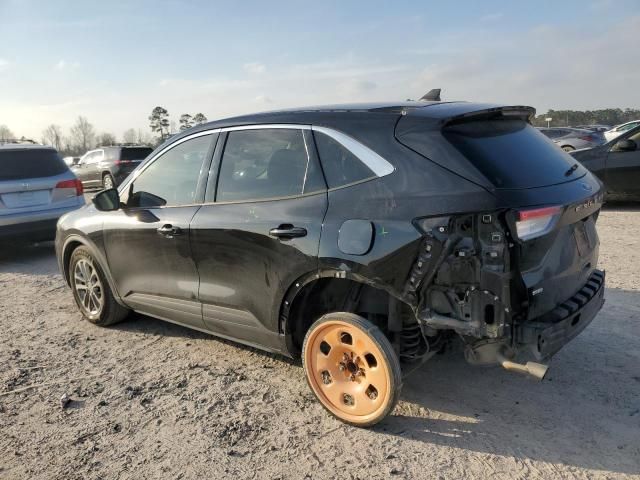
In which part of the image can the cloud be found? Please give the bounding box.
[0,58,9,70]
[54,59,79,70]
[480,12,504,22]
[243,62,266,74]
[254,95,273,104]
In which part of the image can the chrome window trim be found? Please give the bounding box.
[118,123,395,203]
[220,124,311,132]
[311,126,395,178]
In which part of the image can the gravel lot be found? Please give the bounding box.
[1,205,639,479]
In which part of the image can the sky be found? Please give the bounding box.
[0,0,639,140]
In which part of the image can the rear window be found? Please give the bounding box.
[443,119,582,189]
[120,147,152,161]
[0,148,68,181]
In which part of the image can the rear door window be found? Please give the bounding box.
[0,149,68,180]
[443,119,583,189]
[214,129,310,202]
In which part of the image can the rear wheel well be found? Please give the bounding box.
[286,278,404,356]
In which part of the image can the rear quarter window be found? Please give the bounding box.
[120,147,153,160]
[312,131,375,188]
[0,148,68,180]
[442,119,582,189]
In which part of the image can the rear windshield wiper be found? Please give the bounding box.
[565,163,579,176]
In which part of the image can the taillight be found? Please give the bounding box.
[515,206,562,240]
[578,135,595,142]
[55,178,83,196]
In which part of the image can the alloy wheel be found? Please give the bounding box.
[73,258,104,316]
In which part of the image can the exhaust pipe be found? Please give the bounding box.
[496,353,549,381]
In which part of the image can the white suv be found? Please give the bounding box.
[0,144,85,242]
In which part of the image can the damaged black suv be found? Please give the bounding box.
[56,100,605,426]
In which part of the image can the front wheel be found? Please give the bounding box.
[561,145,575,152]
[69,246,129,326]
[302,312,402,427]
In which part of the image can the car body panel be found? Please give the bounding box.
[604,120,640,142]
[571,125,640,199]
[56,100,605,365]
[1,145,84,240]
[538,127,604,150]
[72,146,152,189]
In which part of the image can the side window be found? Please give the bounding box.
[215,129,309,202]
[313,131,375,188]
[126,134,213,208]
[80,152,94,164]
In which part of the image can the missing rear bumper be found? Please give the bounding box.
[518,269,605,360]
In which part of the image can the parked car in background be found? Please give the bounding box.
[72,145,153,190]
[538,127,605,151]
[56,101,605,427]
[1,144,84,242]
[575,125,611,133]
[571,124,640,201]
[603,120,640,142]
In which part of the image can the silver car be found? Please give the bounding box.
[0,144,85,242]
[538,127,605,152]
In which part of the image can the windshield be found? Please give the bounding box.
[0,149,68,181]
[443,119,584,189]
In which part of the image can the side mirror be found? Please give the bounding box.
[614,139,637,152]
[92,188,120,211]
[72,157,81,165]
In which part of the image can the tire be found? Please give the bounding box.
[102,173,115,190]
[302,312,402,427]
[69,246,129,326]
[561,145,575,152]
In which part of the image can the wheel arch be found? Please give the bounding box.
[61,235,127,307]
[280,269,413,356]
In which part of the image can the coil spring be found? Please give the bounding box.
[399,323,424,361]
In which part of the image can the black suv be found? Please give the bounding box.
[71,145,153,190]
[570,124,640,201]
[55,101,605,426]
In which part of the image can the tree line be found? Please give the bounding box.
[0,106,208,157]
[148,106,207,139]
[531,108,640,127]
[4,106,637,157]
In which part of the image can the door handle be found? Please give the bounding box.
[157,224,183,237]
[269,224,307,239]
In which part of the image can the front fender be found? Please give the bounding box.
[60,234,127,308]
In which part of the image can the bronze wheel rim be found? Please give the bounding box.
[305,320,392,424]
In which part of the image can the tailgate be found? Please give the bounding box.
[506,191,603,321]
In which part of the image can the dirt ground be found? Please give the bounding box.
[1,205,639,480]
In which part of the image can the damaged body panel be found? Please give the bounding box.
[57,99,606,427]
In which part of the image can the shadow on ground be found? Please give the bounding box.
[602,201,640,212]
[2,237,639,474]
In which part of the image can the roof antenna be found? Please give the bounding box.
[420,88,441,101]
